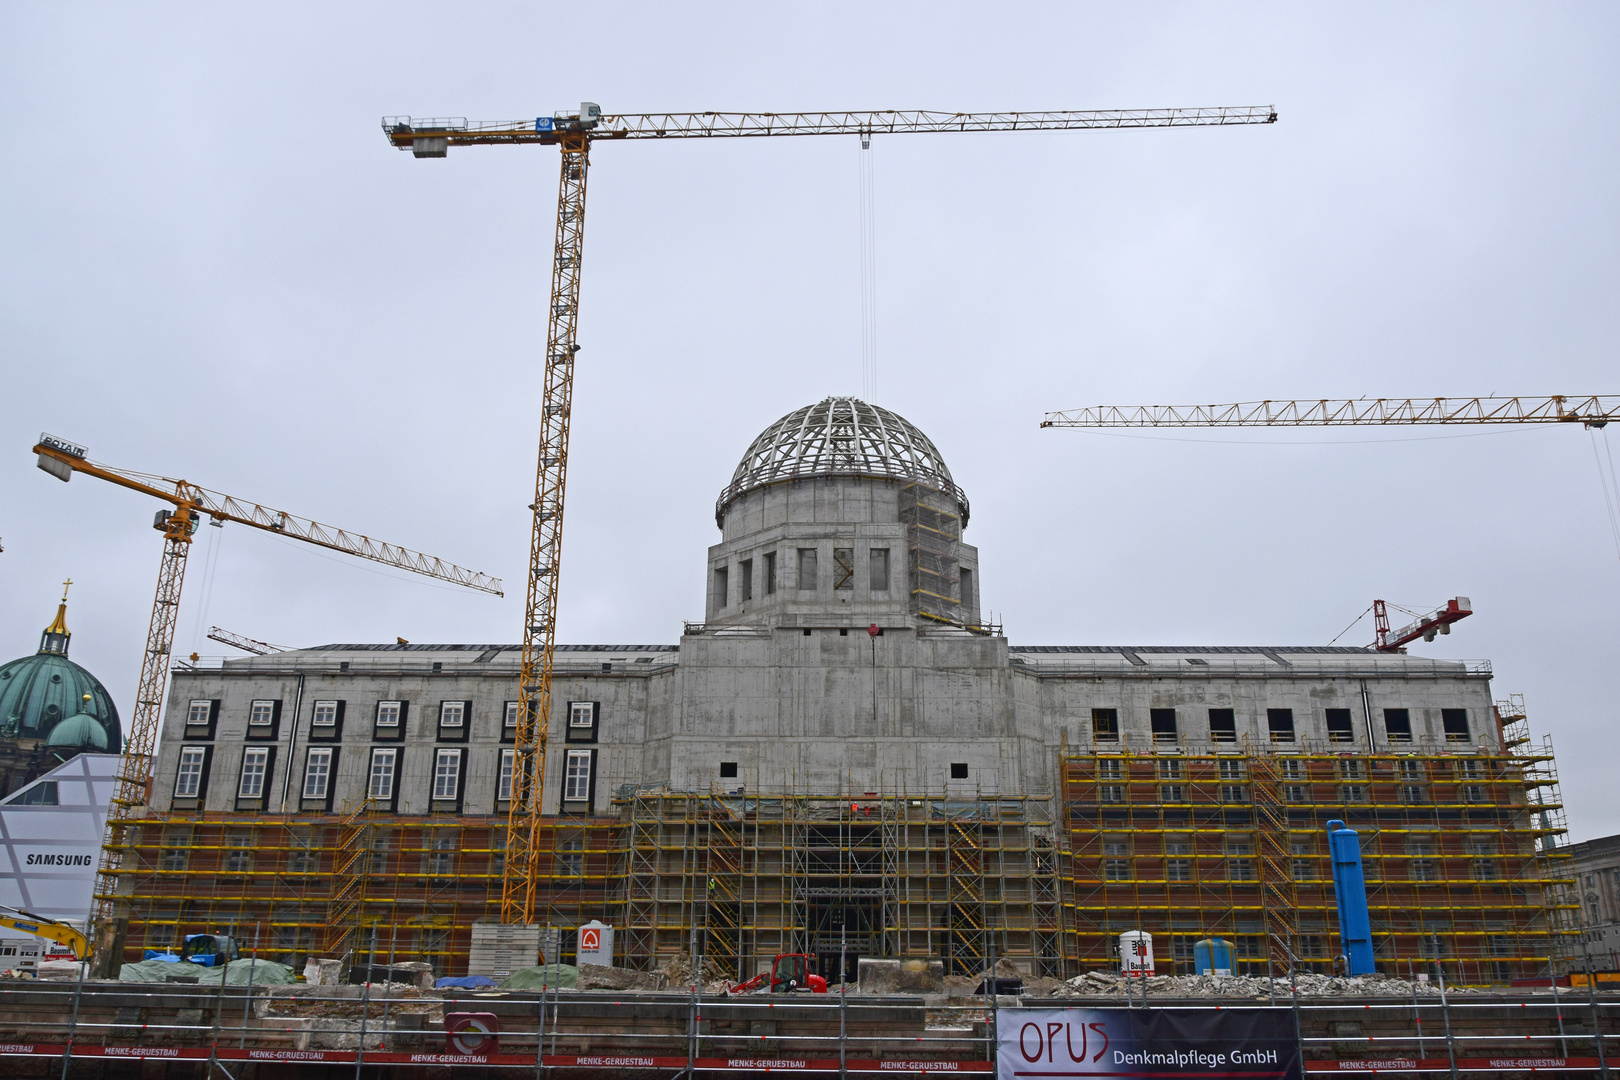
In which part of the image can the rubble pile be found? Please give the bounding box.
[1046,970,1476,999]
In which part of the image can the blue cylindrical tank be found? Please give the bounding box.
[1194,937,1233,976]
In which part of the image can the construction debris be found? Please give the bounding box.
[1046,971,1477,999]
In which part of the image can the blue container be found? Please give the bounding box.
[1194,937,1233,976]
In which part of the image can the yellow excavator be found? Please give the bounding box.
[0,904,88,962]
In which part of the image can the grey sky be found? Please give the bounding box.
[3,4,1617,838]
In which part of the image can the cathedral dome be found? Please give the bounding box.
[46,712,110,752]
[0,594,121,752]
[715,397,968,527]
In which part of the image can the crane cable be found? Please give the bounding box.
[1326,604,1374,647]
[858,133,878,402]
[1589,427,1620,561]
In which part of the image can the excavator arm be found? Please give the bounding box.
[0,906,88,960]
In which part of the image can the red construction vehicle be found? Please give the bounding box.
[731,953,828,994]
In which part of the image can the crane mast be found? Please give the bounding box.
[34,435,501,960]
[385,101,1277,930]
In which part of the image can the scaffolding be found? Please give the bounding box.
[612,785,1061,979]
[113,705,1572,985]
[1059,709,1576,982]
[897,481,962,626]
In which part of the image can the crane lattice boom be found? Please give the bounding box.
[1041,395,1619,429]
[384,106,1277,152]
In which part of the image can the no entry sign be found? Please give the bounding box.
[998,1008,1301,1080]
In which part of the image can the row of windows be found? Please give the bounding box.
[1090,707,1470,743]
[1091,782,1493,805]
[184,698,599,741]
[173,745,597,805]
[715,547,896,607]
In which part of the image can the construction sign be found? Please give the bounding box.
[999,1008,1301,1080]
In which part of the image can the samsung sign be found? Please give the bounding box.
[24,853,95,868]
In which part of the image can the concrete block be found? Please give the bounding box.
[303,958,343,986]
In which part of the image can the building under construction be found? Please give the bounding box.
[109,397,1575,983]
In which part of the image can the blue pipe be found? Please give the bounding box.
[1327,819,1376,975]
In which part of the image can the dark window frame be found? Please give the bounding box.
[1208,709,1237,742]
[300,745,339,812]
[308,699,346,742]
[436,700,472,743]
[763,551,777,595]
[234,745,277,811]
[430,745,467,812]
[1441,708,1471,743]
[1383,708,1413,742]
[183,699,220,741]
[244,699,282,742]
[373,700,408,742]
[172,744,213,808]
[1325,708,1355,743]
[564,701,600,744]
[739,558,753,602]
[560,747,597,814]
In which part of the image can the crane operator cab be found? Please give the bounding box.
[770,954,827,994]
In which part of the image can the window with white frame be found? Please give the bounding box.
[249,700,275,727]
[569,702,594,728]
[498,749,516,801]
[504,701,521,735]
[312,701,338,727]
[433,749,462,800]
[303,748,333,800]
[186,700,212,726]
[175,746,206,798]
[238,747,269,798]
[564,750,592,801]
[368,748,398,800]
[376,701,402,727]
[439,701,465,728]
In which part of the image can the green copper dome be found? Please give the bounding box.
[46,712,110,751]
[0,594,121,753]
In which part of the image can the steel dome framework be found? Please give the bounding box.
[715,397,968,526]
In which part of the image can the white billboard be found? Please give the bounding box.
[0,753,118,934]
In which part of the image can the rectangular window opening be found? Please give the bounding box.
[1091,708,1119,742]
[564,750,592,802]
[797,548,817,591]
[833,547,854,590]
[376,701,402,727]
[439,701,465,728]
[302,748,332,800]
[959,566,974,609]
[249,700,275,727]
[433,749,462,801]
[175,747,206,799]
[569,702,595,728]
[1383,708,1413,742]
[498,749,517,801]
[1267,708,1296,743]
[1150,708,1178,744]
[1442,708,1470,743]
[1325,708,1355,743]
[312,701,338,727]
[950,762,968,779]
[368,749,398,801]
[713,565,728,608]
[238,748,269,799]
[720,761,738,778]
[869,548,890,592]
[764,551,777,595]
[739,559,753,602]
[1208,709,1236,743]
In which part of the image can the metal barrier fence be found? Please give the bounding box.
[0,965,1615,1076]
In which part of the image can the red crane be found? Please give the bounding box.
[1373,597,1472,652]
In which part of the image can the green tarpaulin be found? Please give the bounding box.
[500,963,577,990]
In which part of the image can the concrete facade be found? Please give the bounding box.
[1568,834,1620,972]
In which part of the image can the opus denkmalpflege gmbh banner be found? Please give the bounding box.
[999,1007,1301,1080]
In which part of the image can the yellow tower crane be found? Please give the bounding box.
[383,102,1279,927]
[32,433,503,961]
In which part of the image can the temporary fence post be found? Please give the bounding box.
[206,932,233,1077]
[1552,957,1569,1059]
[378,923,398,1053]
[988,931,998,1060]
[1407,958,1425,1061]
[58,945,87,1080]
[1286,930,1304,1076]
[354,924,376,1080]
[536,940,549,1080]
[839,926,848,1080]
[240,922,261,1049]
[1577,922,1612,1079]
[687,925,698,1080]
[1436,963,1459,1080]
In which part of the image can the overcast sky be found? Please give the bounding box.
[3,3,1617,838]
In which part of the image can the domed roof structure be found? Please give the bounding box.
[0,590,121,754]
[715,397,968,526]
[46,713,109,752]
